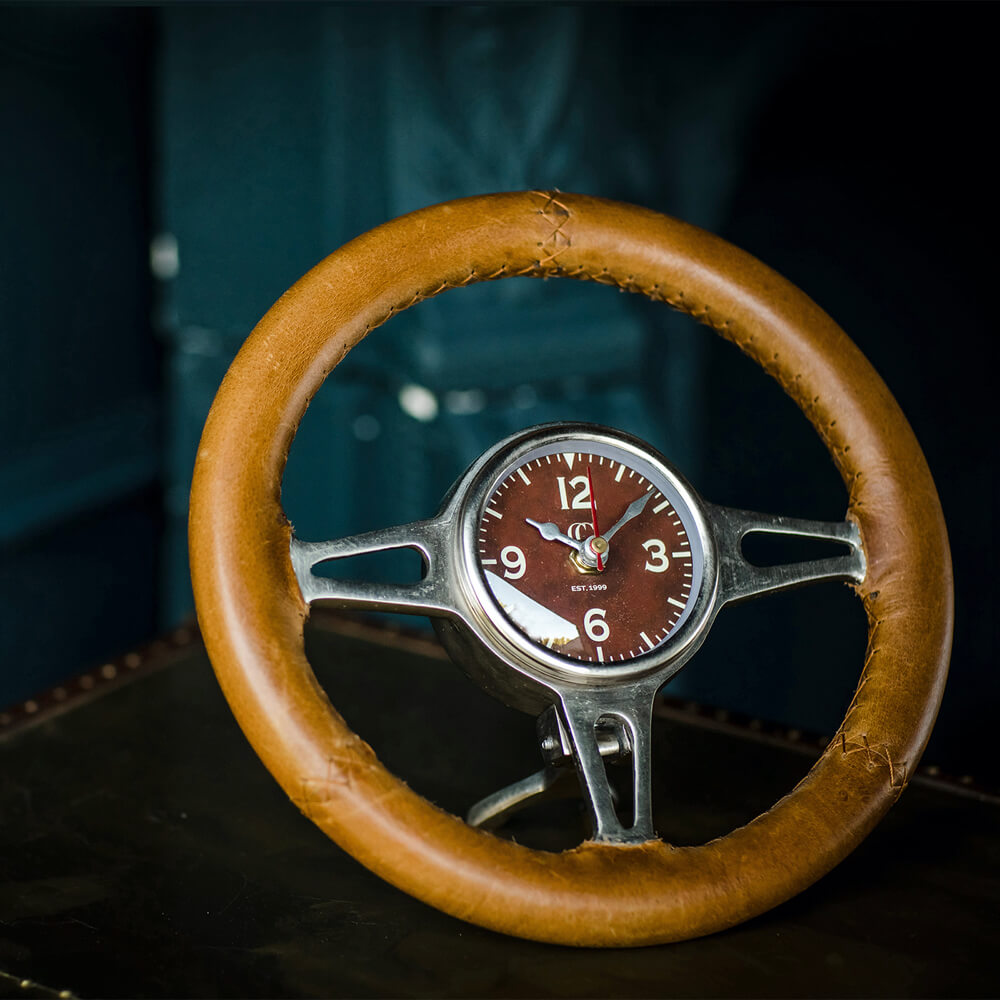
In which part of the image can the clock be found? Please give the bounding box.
[189,192,952,946]
[475,427,703,665]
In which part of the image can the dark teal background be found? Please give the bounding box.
[0,4,991,777]
[1,9,161,702]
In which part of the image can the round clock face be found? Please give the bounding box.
[475,436,704,666]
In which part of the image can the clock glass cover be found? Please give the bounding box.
[475,437,704,666]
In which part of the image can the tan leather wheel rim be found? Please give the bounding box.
[189,191,952,947]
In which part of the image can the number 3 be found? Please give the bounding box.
[642,539,669,573]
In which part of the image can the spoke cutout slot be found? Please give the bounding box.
[591,713,637,833]
[740,530,854,568]
[309,546,426,583]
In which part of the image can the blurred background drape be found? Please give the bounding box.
[0,4,991,778]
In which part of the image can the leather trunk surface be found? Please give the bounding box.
[1,616,995,998]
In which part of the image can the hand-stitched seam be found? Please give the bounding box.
[838,612,884,733]
[530,189,572,266]
[530,189,569,218]
[359,191,571,334]
[838,732,908,788]
[362,267,491,334]
[292,746,383,819]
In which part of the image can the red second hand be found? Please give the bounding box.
[586,465,604,571]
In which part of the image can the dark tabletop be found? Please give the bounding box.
[1,617,996,999]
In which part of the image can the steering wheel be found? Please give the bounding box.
[189,191,952,947]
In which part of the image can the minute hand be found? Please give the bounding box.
[602,493,652,541]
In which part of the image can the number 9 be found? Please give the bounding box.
[501,546,526,580]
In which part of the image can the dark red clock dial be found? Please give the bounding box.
[477,445,696,664]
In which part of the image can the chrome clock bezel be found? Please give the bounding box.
[452,423,721,696]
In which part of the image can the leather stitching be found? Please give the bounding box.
[838,732,908,789]
[529,189,572,266]
[293,749,382,820]
[839,608,884,728]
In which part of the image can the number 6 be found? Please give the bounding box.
[584,607,610,642]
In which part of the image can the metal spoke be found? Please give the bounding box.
[707,504,865,606]
[289,517,455,616]
[557,689,657,844]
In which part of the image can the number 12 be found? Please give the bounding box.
[557,475,592,510]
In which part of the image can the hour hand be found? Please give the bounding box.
[525,518,578,550]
